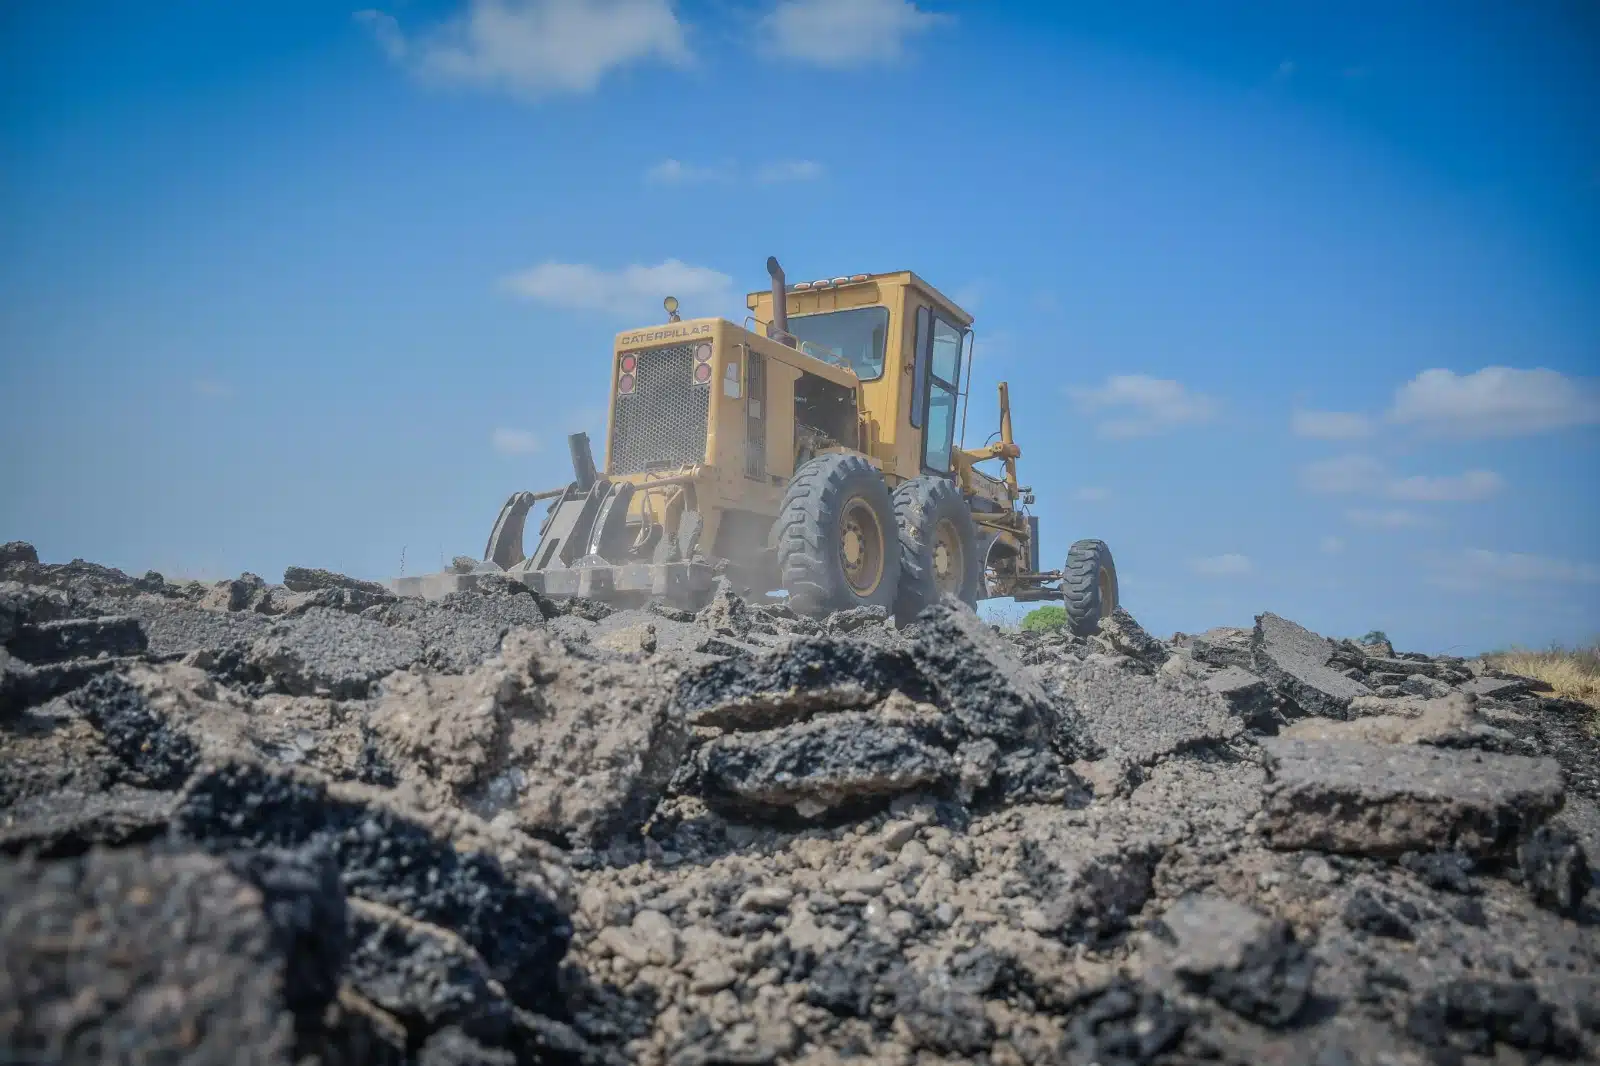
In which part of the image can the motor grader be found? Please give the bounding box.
[391,257,1119,633]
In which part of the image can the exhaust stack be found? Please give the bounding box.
[766,256,793,346]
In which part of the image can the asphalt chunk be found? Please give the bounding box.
[1260,738,1564,857]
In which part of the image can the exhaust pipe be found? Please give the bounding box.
[766,256,792,345]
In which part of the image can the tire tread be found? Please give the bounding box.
[1061,538,1116,637]
[774,454,898,616]
[891,475,980,622]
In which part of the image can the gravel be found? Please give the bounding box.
[2,543,1596,1066]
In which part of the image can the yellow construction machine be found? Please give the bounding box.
[392,257,1118,633]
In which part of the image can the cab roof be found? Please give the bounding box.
[745,269,973,329]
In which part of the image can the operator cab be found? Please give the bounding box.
[746,266,973,482]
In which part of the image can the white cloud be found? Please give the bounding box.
[1385,469,1503,502]
[759,0,946,68]
[1388,367,1600,438]
[357,0,688,101]
[192,379,235,399]
[1291,408,1373,440]
[643,158,821,184]
[645,159,731,184]
[1346,508,1423,529]
[1319,535,1345,554]
[1426,548,1600,592]
[1193,553,1252,577]
[755,159,825,183]
[353,9,406,59]
[1299,454,1387,494]
[502,258,733,317]
[643,156,819,184]
[1299,454,1504,502]
[1065,375,1217,438]
[492,427,540,454]
[1073,487,1110,503]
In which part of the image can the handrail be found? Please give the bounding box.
[958,328,975,450]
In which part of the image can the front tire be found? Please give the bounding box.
[892,476,981,622]
[1061,538,1118,636]
[775,454,900,617]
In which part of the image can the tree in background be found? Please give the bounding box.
[1021,605,1067,632]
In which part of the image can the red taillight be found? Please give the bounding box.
[620,354,637,373]
[694,342,712,363]
[693,363,712,384]
[618,373,636,394]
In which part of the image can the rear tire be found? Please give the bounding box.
[1061,538,1118,637]
[892,476,981,623]
[775,454,900,617]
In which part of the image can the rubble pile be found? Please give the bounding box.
[2,543,1597,1066]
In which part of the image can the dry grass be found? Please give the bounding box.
[1483,640,1600,713]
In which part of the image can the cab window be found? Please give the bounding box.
[922,315,964,474]
[785,306,889,380]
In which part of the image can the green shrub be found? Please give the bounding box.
[1359,630,1390,646]
[1021,605,1068,632]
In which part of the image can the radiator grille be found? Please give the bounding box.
[609,343,710,475]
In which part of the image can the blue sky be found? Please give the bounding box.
[2,0,1597,653]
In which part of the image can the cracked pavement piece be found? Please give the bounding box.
[369,629,688,849]
[697,708,954,818]
[1252,611,1373,718]
[170,757,574,1015]
[1203,665,1279,727]
[1045,656,1242,768]
[674,636,933,732]
[246,608,424,699]
[0,845,303,1065]
[1260,737,1566,857]
[1279,691,1527,752]
[1095,606,1171,667]
[1152,894,1316,1028]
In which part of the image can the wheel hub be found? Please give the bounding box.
[842,526,865,569]
[838,497,884,596]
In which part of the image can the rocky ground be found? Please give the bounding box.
[2,539,1597,1066]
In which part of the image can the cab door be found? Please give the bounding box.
[911,305,965,476]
